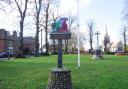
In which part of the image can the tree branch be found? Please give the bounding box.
[22,0,29,21]
[14,0,22,18]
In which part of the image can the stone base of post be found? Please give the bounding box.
[92,50,103,59]
[46,68,72,89]
[51,51,58,55]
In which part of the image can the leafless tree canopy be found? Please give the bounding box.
[34,0,43,54]
[0,0,12,11]
[0,0,12,4]
[122,0,128,52]
[87,21,94,52]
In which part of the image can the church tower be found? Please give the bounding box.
[104,25,110,52]
[12,31,20,54]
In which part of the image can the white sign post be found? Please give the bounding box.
[77,0,80,68]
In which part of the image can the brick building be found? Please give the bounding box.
[0,29,9,52]
[23,37,35,54]
[0,29,35,54]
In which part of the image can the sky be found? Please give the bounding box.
[59,0,124,40]
[59,0,125,49]
[79,0,124,42]
[59,0,124,49]
[0,0,125,49]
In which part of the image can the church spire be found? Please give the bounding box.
[105,24,108,35]
[104,24,110,53]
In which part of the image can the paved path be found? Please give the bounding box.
[0,58,15,60]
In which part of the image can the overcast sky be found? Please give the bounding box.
[59,0,124,42]
[58,0,125,48]
[0,0,125,49]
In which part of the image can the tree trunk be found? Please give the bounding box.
[45,17,49,54]
[53,39,56,53]
[41,29,43,53]
[45,3,49,55]
[123,29,127,52]
[104,44,107,53]
[19,21,24,55]
[67,39,69,52]
[65,39,68,53]
[45,28,49,54]
[35,14,39,55]
[90,37,93,53]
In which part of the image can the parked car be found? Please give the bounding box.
[0,52,14,58]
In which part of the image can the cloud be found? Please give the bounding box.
[59,0,76,15]
[80,0,91,6]
[80,24,88,33]
[58,0,91,16]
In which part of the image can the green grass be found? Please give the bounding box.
[0,55,128,89]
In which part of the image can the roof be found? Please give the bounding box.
[23,37,35,44]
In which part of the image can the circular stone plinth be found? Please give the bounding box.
[46,68,72,89]
[92,55,103,59]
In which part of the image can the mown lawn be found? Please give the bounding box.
[0,55,128,89]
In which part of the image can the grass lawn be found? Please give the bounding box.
[0,54,128,89]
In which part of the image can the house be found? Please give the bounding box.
[109,41,124,52]
[0,29,20,53]
[0,29,35,54]
[0,29,10,52]
[23,37,35,54]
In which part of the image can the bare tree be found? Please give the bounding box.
[122,0,128,52]
[123,27,127,52]
[51,11,58,54]
[14,0,29,56]
[87,21,94,53]
[33,0,43,55]
[68,30,77,53]
[123,0,128,26]
[64,15,77,53]
[42,0,50,55]
[68,30,86,53]
[41,0,58,55]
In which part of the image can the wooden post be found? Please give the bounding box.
[58,39,63,68]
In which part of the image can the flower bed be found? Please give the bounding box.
[115,52,128,56]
